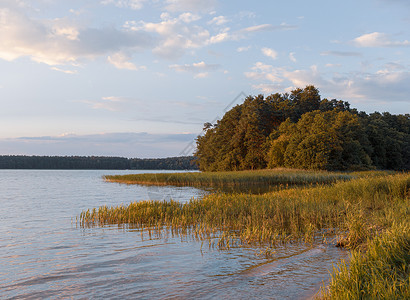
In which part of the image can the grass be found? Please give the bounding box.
[104,168,353,188]
[82,171,408,247]
[320,222,410,299]
[80,170,409,298]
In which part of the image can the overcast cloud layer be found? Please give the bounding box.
[0,0,409,157]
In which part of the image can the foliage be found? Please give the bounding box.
[267,110,372,170]
[195,85,409,171]
[361,112,410,170]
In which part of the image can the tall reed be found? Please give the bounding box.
[81,172,409,248]
[320,222,410,299]
[104,169,353,188]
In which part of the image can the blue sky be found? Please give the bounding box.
[0,0,409,158]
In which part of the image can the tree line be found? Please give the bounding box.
[0,155,198,170]
[195,86,409,171]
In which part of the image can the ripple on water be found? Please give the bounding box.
[0,170,349,299]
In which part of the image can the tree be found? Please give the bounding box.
[267,110,372,170]
[195,85,408,171]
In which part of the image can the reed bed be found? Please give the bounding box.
[104,169,353,188]
[81,172,409,248]
[320,222,410,299]
[80,171,409,298]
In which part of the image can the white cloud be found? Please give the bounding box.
[240,22,297,33]
[251,83,283,94]
[52,25,79,41]
[241,24,273,33]
[177,12,201,23]
[208,29,230,44]
[107,52,146,70]
[353,32,410,47]
[245,62,410,108]
[289,52,296,62]
[237,45,251,52]
[169,61,220,75]
[0,7,153,65]
[321,50,362,57]
[164,0,217,12]
[80,96,142,112]
[244,62,284,83]
[261,47,278,59]
[101,0,147,10]
[125,13,231,59]
[208,16,228,26]
[125,14,212,59]
[50,67,78,74]
[194,72,208,78]
[325,63,341,68]
[0,5,297,66]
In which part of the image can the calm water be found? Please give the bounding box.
[0,170,349,299]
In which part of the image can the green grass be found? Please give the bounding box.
[320,222,410,299]
[104,168,353,188]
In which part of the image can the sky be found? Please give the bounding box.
[0,0,409,158]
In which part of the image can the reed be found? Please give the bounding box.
[81,172,409,249]
[80,171,409,298]
[104,169,353,188]
[320,222,410,299]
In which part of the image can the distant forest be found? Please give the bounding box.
[0,155,198,170]
[195,85,410,171]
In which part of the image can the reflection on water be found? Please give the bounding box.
[0,170,349,299]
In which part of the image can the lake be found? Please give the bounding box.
[0,170,349,299]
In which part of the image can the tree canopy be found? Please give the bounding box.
[195,86,409,171]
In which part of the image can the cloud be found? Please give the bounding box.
[244,62,285,84]
[289,52,296,62]
[101,0,147,10]
[208,29,231,44]
[383,62,406,71]
[0,5,297,65]
[325,63,341,68]
[107,52,146,70]
[79,96,142,112]
[240,22,297,33]
[169,61,220,77]
[208,16,229,26]
[353,32,410,47]
[321,50,362,57]
[261,47,278,59]
[50,67,78,74]
[244,62,410,109]
[237,45,251,52]
[0,7,154,65]
[125,13,219,59]
[194,72,209,78]
[0,132,198,157]
[164,0,217,13]
[251,83,283,94]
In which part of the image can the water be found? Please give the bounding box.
[0,170,349,299]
